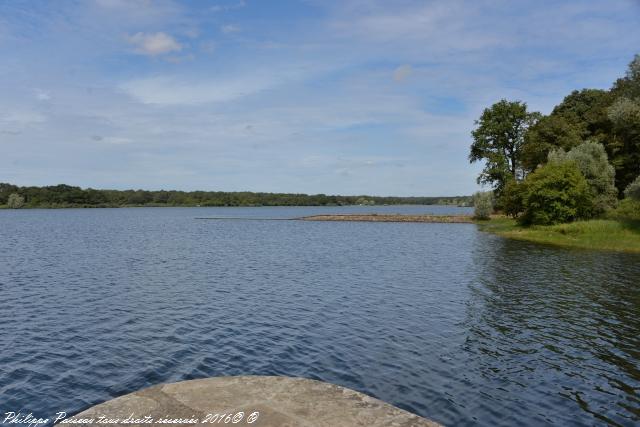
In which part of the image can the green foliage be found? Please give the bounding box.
[0,183,19,205]
[355,197,375,205]
[472,53,640,229]
[473,191,493,220]
[499,179,525,218]
[469,99,540,192]
[499,54,640,200]
[625,175,640,201]
[606,55,640,194]
[607,96,640,193]
[519,162,592,225]
[521,115,582,172]
[0,183,471,208]
[548,140,617,215]
[7,193,25,209]
[521,89,614,175]
[613,54,640,100]
[607,198,640,222]
[551,89,614,141]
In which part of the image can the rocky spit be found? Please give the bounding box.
[301,214,474,223]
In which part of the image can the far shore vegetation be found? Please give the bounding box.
[0,183,471,209]
[470,54,640,252]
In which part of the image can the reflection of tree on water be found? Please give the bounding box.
[463,234,640,426]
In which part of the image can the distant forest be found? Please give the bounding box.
[0,183,471,208]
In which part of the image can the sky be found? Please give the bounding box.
[1,0,639,196]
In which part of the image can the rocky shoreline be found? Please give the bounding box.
[300,214,474,223]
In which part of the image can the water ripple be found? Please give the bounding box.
[0,207,638,426]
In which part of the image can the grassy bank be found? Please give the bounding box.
[476,217,640,253]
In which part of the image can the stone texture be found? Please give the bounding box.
[62,376,441,427]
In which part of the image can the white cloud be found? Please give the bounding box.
[393,64,412,82]
[92,0,182,25]
[126,32,182,56]
[3,0,638,195]
[329,1,501,51]
[220,24,240,34]
[119,75,274,105]
[92,135,133,144]
[200,40,216,54]
[210,1,246,13]
[1,111,47,125]
[34,89,51,101]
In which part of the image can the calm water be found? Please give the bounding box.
[0,206,638,426]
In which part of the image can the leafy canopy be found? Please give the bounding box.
[469,99,540,192]
[548,140,617,215]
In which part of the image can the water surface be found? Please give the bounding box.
[0,206,638,426]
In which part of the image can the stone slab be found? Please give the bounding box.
[61,376,441,427]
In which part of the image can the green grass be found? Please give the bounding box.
[476,217,640,253]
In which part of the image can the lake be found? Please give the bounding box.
[0,206,638,426]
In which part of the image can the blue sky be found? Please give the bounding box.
[1,0,639,196]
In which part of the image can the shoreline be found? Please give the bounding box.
[300,214,474,223]
[477,217,640,253]
[302,214,640,253]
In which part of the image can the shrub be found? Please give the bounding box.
[473,191,493,219]
[7,193,25,209]
[499,179,525,218]
[607,198,640,222]
[548,140,617,215]
[625,175,640,201]
[519,162,592,225]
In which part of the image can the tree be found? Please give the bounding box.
[606,55,640,194]
[472,191,493,219]
[548,140,617,215]
[470,99,540,193]
[519,162,592,225]
[7,193,25,209]
[521,115,582,172]
[612,54,640,100]
[500,179,525,218]
[625,175,640,201]
[551,89,614,141]
[607,96,640,194]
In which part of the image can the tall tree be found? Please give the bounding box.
[521,115,582,172]
[469,99,540,192]
[608,55,640,194]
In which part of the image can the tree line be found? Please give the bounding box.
[470,54,640,224]
[0,183,471,208]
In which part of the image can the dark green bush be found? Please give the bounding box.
[519,162,593,225]
[499,179,525,218]
[607,198,640,221]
